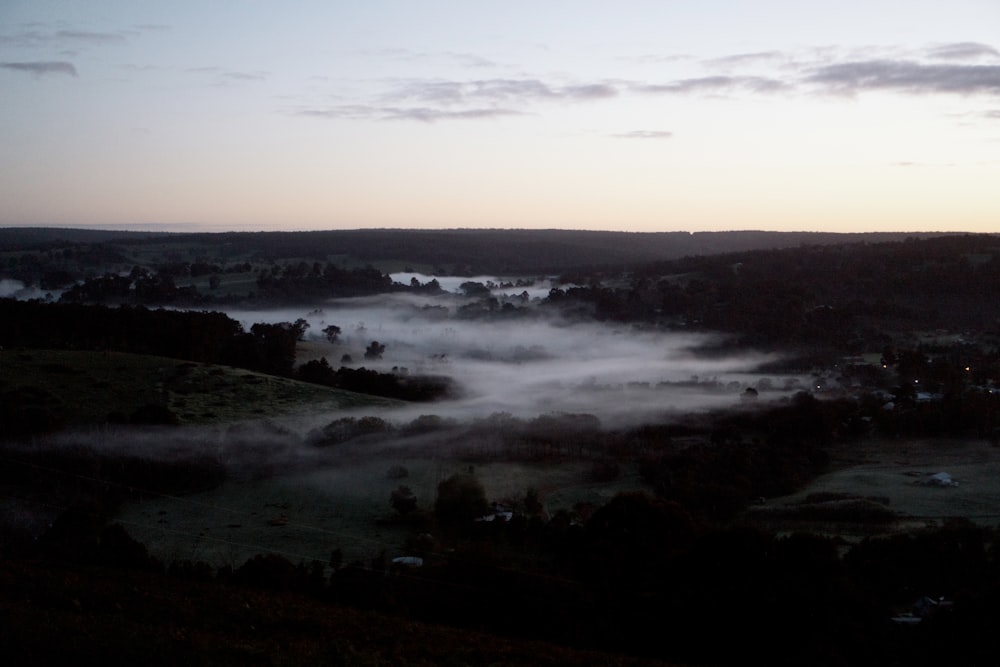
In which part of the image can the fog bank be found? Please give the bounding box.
[223,285,802,428]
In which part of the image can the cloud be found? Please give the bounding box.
[444,52,499,69]
[383,107,526,122]
[612,130,673,139]
[627,43,1000,102]
[300,76,615,123]
[623,54,693,65]
[926,42,1000,61]
[562,83,618,99]
[1,27,130,51]
[298,105,525,122]
[222,70,267,82]
[635,75,790,95]
[362,48,500,69]
[707,51,786,68]
[391,78,618,105]
[1,61,77,77]
[806,60,1000,96]
[303,43,1000,125]
[54,30,127,45]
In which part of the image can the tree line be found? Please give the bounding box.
[0,298,304,376]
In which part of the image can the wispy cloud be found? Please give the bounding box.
[635,75,790,95]
[389,77,618,105]
[54,30,127,46]
[925,42,1000,61]
[805,60,1000,96]
[298,105,525,122]
[1,61,77,77]
[186,66,267,85]
[221,70,267,82]
[384,107,526,122]
[0,28,127,49]
[301,42,1000,124]
[623,54,693,65]
[627,42,1000,101]
[362,48,500,69]
[706,51,786,68]
[299,76,615,122]
[612,130,673,139]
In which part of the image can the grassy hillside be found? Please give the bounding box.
[1,348,398,431]
[0,557,678,666]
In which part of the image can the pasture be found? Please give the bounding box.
[745,437,1000,537]
[115,454,650,569]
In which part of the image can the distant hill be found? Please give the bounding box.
[0,227,170,248]
[0,227,952,274]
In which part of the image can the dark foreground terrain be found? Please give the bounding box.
[4,228,1000,665]
[0,557,678,667]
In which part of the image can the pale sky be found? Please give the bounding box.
[2,1,999,233]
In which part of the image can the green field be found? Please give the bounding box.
[0,348,398,428]
[743,437,1000,538]
[115,456,652,569]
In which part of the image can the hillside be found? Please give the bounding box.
[1,348,397,433]
[0,557,678,666]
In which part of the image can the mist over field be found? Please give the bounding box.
[0,278,47,300]
[225,273,800,429]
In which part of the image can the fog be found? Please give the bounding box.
[223,275,803,429]
[2,274,807,558]
[389,272,562,300]
[0,278,52,300]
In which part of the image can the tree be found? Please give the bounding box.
[322,324,341,343]
[390,485,418,515]
[459,281,491,298]
[434,474,488,527]
[292,318,310,341]
[365,340,386,360]
[523,487,543,518]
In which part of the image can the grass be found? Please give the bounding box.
[115,456,652,570]
[742,437,1000,538]
[1,348,399,428]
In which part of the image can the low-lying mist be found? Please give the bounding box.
[1,273,810,492]
[226,275,805,430]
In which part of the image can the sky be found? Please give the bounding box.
[2,1,999,234]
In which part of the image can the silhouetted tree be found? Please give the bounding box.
[322,324,342,343]
[390,485,418,515]
[435,474,488,528]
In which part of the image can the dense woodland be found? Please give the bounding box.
[3,229,1000,665]
[0,227,945,276]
